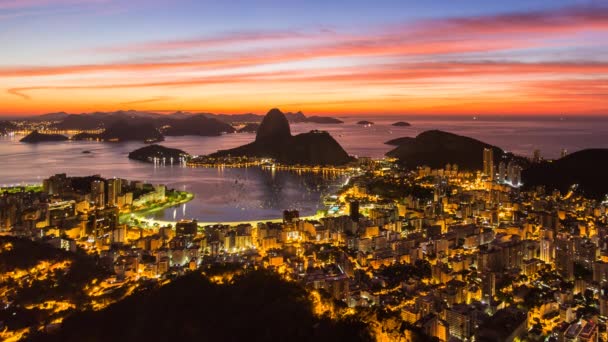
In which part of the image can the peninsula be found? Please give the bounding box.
[128,144,190,163]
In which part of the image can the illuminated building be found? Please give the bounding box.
[107,178,121,206]
[91,180,105,207]
[483,148,494,180]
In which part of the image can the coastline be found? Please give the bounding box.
[119,190,194,224]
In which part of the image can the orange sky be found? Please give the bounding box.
[1,1,607,116]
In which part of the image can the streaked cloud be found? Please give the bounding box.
[2,2,608,115]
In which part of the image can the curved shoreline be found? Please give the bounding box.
[132,212,324,228]
[119,191,194,223]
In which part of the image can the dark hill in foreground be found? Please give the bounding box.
[386,130,525,170]
[211,108,354,166]
[38,271,372,342]
[522,149,608,199]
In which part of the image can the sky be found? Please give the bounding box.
[0,0,607,116]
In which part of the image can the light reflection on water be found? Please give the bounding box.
[1,116,607,221]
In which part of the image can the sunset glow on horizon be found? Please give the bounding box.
[1,0,607,116]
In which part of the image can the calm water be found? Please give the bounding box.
[1,116,607,221]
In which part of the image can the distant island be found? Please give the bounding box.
[391,121,411,127]
[386,130,526,170]
[522,149,608,199]
[210,108,354,166]
[128,144,189,163]
[20,130,69,143]
[357,120,374,125]
[237,123,260,133]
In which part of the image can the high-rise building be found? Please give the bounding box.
[107,178,121,207]
[533,149,542,163]
[497,161,506,183]
[483,148,494,180]
[176,219,198,237]
[349,200,360,222]
[91,180,105,207]
[283,209,299,223]
[540,238,554,264]
[561,149,568,158]
[556,236,575,281]
[506,161,522,187]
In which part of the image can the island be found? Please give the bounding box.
[236,123,260,133]
[522,149,608,199]
[357,120,374,125]
[128,144,189,163]
[20,130,69,143]
[386,130,525,170]
[391,121,411,127]
[209,108,354,165]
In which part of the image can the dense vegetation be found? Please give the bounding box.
[522,149,608,199]
[38,270,373,342]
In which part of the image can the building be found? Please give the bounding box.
[563,320,598,342]
[283,209,299,223]
[349,200,360,222]
[483,148,494,180]
[91,180,105,207]
[176,219,198,237]
[107,178,121,207]
[497,161,506,183]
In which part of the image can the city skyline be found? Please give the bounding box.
[1,0,608,116]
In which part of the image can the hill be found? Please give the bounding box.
[522,149,608,199]
[386,130,524,170]
[71,121,163,143]
[384,136,415,146]
[159,114,235,136]
[210,108,353,166]
[43,110,342,129]
[38,270,372,342]
[20,130,69,143]
[391,121,411,127]
[0,236,108,338]
[128,144,189,163]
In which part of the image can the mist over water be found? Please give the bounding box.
[1,116,607,221]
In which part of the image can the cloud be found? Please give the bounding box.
[3,3,608,115]
[0,0,108,9]
[119,96,174,105]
